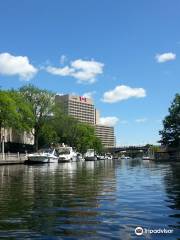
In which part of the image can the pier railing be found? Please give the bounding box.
[0,153,27,161]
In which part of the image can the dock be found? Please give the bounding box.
[0,153,27,165]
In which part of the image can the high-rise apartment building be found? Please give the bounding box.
[55,94,115,148]
[95,125,115,148]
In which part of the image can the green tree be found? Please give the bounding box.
[20,85,55,151]
[49,110,103,154]
[45,108,77,147]
[9,90,34,132]
[159,94,180,148]
[74,123,103,154]
[0,91,18,144]
[0,90,33,151]
[74,123,95,154]
[58,115,80,147]
[38,122,59,148]
[93,136,103,154]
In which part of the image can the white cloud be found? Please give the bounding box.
[46,58,104,83]
[135,118,147,123]
[99,116,119,127]
[46,66,74,76]
[83,91,96,99]
[0,52,38,80]
[102,85,146,103]
[155,52,176,63]
[71,59,103,83]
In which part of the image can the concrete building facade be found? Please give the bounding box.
[95,125,115,148]
[55,95,96,124]
[0,128,34,145]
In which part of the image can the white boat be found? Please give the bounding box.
[76,153,85,161]
[97,155,105,160]
[58,146,77,162]
[119,155,131,160]
[27,148,59,163]
[105,154,113,160]
[142,156,154,160]
[84,149,97,161]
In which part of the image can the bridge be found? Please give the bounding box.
[107,145,151,155]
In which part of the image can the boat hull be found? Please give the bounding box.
[85,156,97,161]
[58,158,71,163]
[97,156,105,160]
[27,156,58,163]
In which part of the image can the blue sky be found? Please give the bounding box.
[0,0,180,145]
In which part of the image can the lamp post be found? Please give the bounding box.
[2,135,5,160]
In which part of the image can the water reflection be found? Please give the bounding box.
[0,159,179,239]
[164,163,180,211]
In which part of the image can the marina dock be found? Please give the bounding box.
[0,153,27,165]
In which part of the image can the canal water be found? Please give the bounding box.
[0,159,179,239]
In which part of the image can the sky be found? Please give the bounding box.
[0,0,180,146]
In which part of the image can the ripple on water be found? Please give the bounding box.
[0,160,179,239]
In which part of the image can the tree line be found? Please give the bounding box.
[159,93,180,148]
[0,85,103,153]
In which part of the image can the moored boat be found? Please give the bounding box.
[142,156,154,160]
[27,148,59,164]
[97,155,105,160]
[105,153,113,160]
[76,153,85,161]
[57,146,77,163]
[84,149,97,161]
[119,155,131,160]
